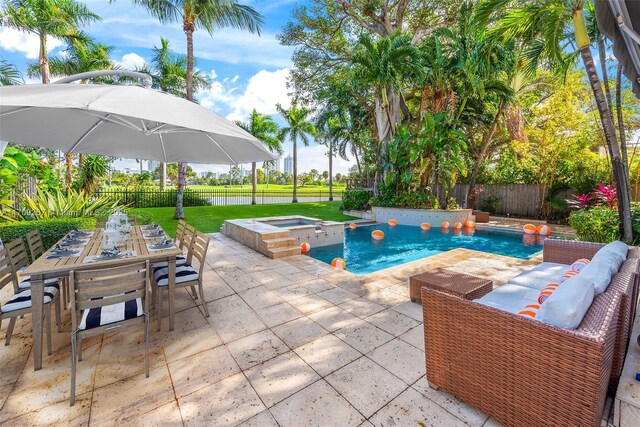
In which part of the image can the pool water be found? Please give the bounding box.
[307,223,549,275]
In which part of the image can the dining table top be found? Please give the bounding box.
[23,225,182,277]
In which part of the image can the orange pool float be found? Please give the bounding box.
[349,223,357,229]
[420,223,431,231]
[371,230,385,241]
[387,219,398,227]
[523,224,537,235]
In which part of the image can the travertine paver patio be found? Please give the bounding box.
[0,232,537,426]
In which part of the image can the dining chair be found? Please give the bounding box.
[153,230,210,331]
[5,238,61,330]
[0,246,56,353]
[26,229,45,262]
[69,260,150,406]
[95,218,108,228]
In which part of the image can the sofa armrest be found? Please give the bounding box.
[421,286,619,427]
[542,239,604,264]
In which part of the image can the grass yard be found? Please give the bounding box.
[131,202,355,236]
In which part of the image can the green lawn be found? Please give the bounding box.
[131,202,355,236]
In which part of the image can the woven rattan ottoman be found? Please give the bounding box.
[409,268,493,303]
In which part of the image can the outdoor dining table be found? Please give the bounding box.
[22,225,182,371]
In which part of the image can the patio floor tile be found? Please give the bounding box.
[339,297,386,319]
[255,302,304,328]
[118,400,184,427]
[398,325,425,351]
[206,295,267,343]
[201,270,236,302]
[272,316,328,348]
[236,409,279,427]
[216,267,262,293]
[287,293,334,315]
[300,278,335,294]
[244,351,320,408]
[275,283,313,302]
[369,387,468,426]
[307,306,360,332]
[317,287,360,305]
[238,286,285,311]
[334,319,394,354]
[367,338,425,385]
[325,356,407,418]
[226,329,289,370]
[0,391,92,427]
[179,372,265,427]
[0,333,33,387]
[270,379,365,427]
[294,334,361,377]
[365,309,421,337]
[168,345,240,398]
[390,300,423,322]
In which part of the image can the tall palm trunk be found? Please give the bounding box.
[616,64,630,198]
[597,37,614,113]
[328,140,333,201]
[467,101,503,208]
[292,138,298,203]
[65,152,73,189]
[251,162,257,205]
[160,162,166,191]
[38,34,50,84]
[174,18,196,220]
[573,8,632,241]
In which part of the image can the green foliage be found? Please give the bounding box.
[0,217,95,256]
[569,206,621,243]
[73,155,109,193]
[480,195,501,214]
[370,182,429,209]
[106,188,211,208]
[340,190,371,211]
[9,189,119,221]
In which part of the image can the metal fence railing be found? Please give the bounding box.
[94,188,343,209]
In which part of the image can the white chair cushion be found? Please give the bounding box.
[1,286,59,313]
[537,275,595,329]
[592,241,628,270]
[475,284,541,314]
[578,260,617,295]
[154,264,199,287]
[19,277,60,290]
[151,255,187,273]
[508,262,571,290]
[79,297,143,330]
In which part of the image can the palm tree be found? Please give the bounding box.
[276,103,317,203]
[26,40,114,80]
[139,37,210,191]
[477,0,632,240]
[129,0,263,219]
[0,0,100,84]
[235,110,282,205]
[0,57,23,85]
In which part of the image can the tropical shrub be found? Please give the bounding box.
[480,195,502,214]
[568,206,620,243]
[105,188,211,208]
[7,189,119,221]
[0,217,95,257]
[341,190,371,211]
[73,155,109,193]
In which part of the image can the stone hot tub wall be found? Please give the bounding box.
[372,207,473,226]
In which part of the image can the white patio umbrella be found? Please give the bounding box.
[0,71,276,164]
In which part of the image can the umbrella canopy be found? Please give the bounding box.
[0,83,277,164]
[596,0,640,99]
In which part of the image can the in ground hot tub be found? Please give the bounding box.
[221,215,345,259]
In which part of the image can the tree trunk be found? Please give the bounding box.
[292,138,298,203]
[597,37,614,113]
[328,141,334,201]
[251,162,257,205]
[175,20,195,219]
[65,152,73,189]
[616,63,630,198]
[467,101,503,208]
[573,9,632,241]
[160,162,166,191]
[39,33,50,84]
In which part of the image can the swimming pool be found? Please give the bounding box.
[307,223,550,275]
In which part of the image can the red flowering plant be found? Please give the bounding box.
[594,184,617,208]
[566,184,617,210]
[566,192,596,210]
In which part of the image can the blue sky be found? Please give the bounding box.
[0,0,355,175]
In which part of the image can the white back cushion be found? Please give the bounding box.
[592,241,628,270]
[537,275,595,329]
[579,260,617,295]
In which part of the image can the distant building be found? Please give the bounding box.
[284,155,293,175]
[147,160,159,172]
[274,157,281,172]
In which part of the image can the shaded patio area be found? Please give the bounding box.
[0,233,537,426]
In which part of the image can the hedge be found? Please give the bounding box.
[341,190,371,211]
[0,217,95,260]
[568,203,640,244]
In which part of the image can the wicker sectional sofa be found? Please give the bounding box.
[421,239,639,427]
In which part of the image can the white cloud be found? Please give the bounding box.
[294,145,354,175]
[118,52,146,70]
[0,28,63,60]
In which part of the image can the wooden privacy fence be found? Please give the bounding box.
[448,184,546,218]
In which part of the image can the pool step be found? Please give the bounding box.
[269,246,301,259]
[262,237,297,249]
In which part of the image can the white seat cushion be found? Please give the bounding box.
[578,260,617,295]
[154,264,199,287]
[151,255,187,273]
[592,241,628,270]
[19,277,60,290]
[1,286,59,313]
[475,284,541,314]
[79,297,143,330]
[508,262,571,290]
[537,275,595,329]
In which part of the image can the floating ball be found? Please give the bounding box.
[464,220,475,228]
[349,223,357,229]
[420,223,431,231]
[454,222,463,229]
[371,230,385,241]
[387,219,398,227]
[571,258,590,272]
[522,234,536,245]
[331,257,346,269]
[523,224,537,235]
[441,221,450,229]
[464,227,476,236]
[537,225,552,236]
[300,242,311,254]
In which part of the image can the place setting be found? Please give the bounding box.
[147,238,176,251]
[83,247,137,263]
[46,244,81,260]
